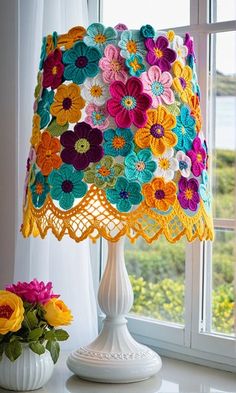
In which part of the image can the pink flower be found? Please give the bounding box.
[99,44,128,84]
[145,36,176,72]
[6,279,59,305]
[187,136,206,177]
[85,103,110,130]
[141,65,174,107]
[178,177,200,211]
[107,77,152,128]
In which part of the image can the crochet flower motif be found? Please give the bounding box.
[106,176,142,212]
[60,122,103,170]
[84,156,124,188]
[85,103,109,130]
[145,36,176,72]
[30,114,41,148]
[84,23,117,54]
[173,105,196,152]
[142,177,177,211]
[126,54,146,77]
[118,30,146,59]
[104,128,133,157]
[140,24,155,39]
[63,41,101,85]
[141,65,174,107]
[99,44,127,84]
[178,177,200,211]
[57,25,86,49]
[107,77,152,128]
[36,131,62,176]
[154,148,179,181]
[50,83,85,126]
[188,94,202,133]
[30,172,50,208]
[172,36,188,64]
[42,48,64,90]
[37,89,54,129]
[176,151,191,178]
[125,149,156,183]
[24,147,36,205]
[135,106,177,156]
[187,136,206,177]
[172,61,193,103]
[81,74,109,106]
[48,164,87,210]
[199,170,211,211]
[184,33,196,60]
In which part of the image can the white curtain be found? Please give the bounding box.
[14,0,98,350]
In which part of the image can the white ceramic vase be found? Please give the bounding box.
[0,346,54,391]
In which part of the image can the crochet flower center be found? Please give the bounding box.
[151,81,164,96]
[52,66,58,75]
[35,182,43,195]
[90,85,103,97]
[197,153,202,162]
[121,96,137,110]
[112,136,126,149]
[61,180,73,193]
[185,188,193,200]
[181,126,186,135]
[179,160,188,170]
[111,60,122,71]
[120,190,129,199]
[130,58,141,72]
[179,77,187,89]
[150,124,164,138]
[155,189,165,200]
[126,40,137,54]
[63,97,72,110]
[135,161,145,171]
[75,56,88,68]
[74,138,90,153]
[45,149,52,158]
[94,34,106,44]
[98,166,111,177]
[154,48,163,59]
[159,158,170,170]
[0,305,14,319]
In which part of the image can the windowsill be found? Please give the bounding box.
[1,351,234,393]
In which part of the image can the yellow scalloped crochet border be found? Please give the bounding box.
[21,185,214,244]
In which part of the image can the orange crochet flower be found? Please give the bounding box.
[57,26,86,49]
[36,131,62,176]
[142,177,177,211]
[50,83,85,126]
[135,106,177,156]
[188,94,202,132]
[30,114,41,148]
[172,61,193,103]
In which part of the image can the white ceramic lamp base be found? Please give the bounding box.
[67,237,162,383]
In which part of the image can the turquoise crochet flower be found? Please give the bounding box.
[118,30,146,59]
[173,105,196,152]
[30,171,50,208]
[37,89,54,129]
[48,164,87,210]
[140,24,155,38]
[84,23,117,54]
[39,37,47,70]
[125,149,156,183]
[125,54,146,77]
[106,176,143,212]
[63,42,101,85]
[199,170,211,211]
[104,128,133,157]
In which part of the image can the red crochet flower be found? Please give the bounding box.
[145,36,176,72]
[107,77,152,128]
[42,48,65,90]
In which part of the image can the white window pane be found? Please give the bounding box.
[211,0,236,22]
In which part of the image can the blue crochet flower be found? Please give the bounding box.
[48,164,87,210]
[63,42,101,85]
[199,170,211,211]
[118,30,146,59]
[125,149,156,183]
[140,24,155,38]
[173,105,196,152]
[104,128,133,157]
[37,89,54,129]
[84,23,117,54]
[125,54,146,77]
[106,176,143,212]
[30,171,50,208]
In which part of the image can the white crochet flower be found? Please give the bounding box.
[155,148,179,181]
[81,74,109,106]
[172,36,188,64]
[176,150,191,178]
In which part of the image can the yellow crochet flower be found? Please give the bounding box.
[167,30,175,42]
[135,106,177,156]
[43,298,73,327]
[50,83,85,126]
[0,291,24,335]
[57,26,86,49]
[142,177,177,211]
[30,114,41,148]
[172,61,193,103]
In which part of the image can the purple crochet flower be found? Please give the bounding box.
[178,177,200,211]
[145,36,176,72]
[184,33,196,60]
[60,122,104,170]
[187,136,206,177]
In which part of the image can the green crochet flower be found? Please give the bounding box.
[125,149,156,183]
[30,171,50,208]
[37,88,54,129]
[84,156,124,189]
[48,164,87,210]
[106,176,143,212]
[140,24,155,39]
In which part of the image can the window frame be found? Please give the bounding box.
[90,0,236,371]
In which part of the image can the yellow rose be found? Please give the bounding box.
[0,290,24,335]
[43,298,73,327]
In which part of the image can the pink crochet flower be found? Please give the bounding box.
[187,136,206,177]
[85,103,110,130]
[99,44,127,84]
[6,279,59,305]
[141,65,174,107]
[107,77,152,128]
[145,36,176,72]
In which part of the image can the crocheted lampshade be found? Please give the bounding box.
[21,24,214,244]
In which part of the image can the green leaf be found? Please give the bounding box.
[0,334,4,343]
[29,328,43,341]
[46,340,60,364]
[5,341,22,361]
[48,118,69,136]
[44,330,56,341]
[55,329,69,341]
[29,342,45,355]
[26,310,38,329]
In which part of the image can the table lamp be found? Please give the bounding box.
[21,23,214,383]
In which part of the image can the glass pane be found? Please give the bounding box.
[102,0,190,30]
[212,229,235,336]
[125,236,186,324]
[211,0,236,22]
